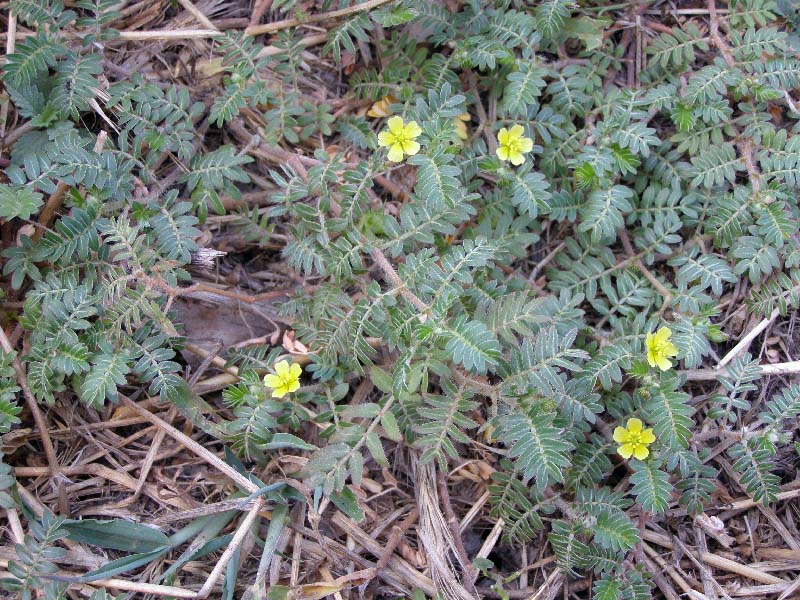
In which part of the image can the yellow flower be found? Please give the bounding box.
[613,418,656,460]
[454,112,471,140]
[263,360,302,398]
[496,124,533,166]
[646,326,679,371]
[378,116,422,162]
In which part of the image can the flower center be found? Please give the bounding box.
[505,138,523,154]
[393,131,412,145]
[627,431,644,446]
[653,340,669,354]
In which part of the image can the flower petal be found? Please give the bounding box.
[274,360,289,376]
[641,428,656,444]
[387,116,404,135]
[289,363,302,379]
[509,124,525,139]
[402,140,421,156]
[386,144,405,162]
[656,327,672,342]
[633,445,650,460]
[518,137,534,153]
[510,151,525,166]
[627,418,643,433]
[404,121,422,138]
[613,426,629,443]
[618,443,634,459]
[656,355,673,371]
[271,386,288,399]
[663,340,679,357]
[497,128,509,145]
[496,146,510,161]
[377,131,395,147]
[263,374,282,388]
[287,379,300,394]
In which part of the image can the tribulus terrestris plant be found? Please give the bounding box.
[1,0,800,598]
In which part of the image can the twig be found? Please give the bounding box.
[375,507,420,571]
[145,275,295,305]
[527,569,565,600]
[714,486,800,512]
[0,13,16,142]
[245,0,394,36]
[469,518,503,584]
[694,529,721,600]
[255,33,327,58]
[642,543,695,597]
[34,132,107,242]
[643,529,784,585]
[529,241,565,283]
[116,29,222,41]
[119,395,260,494]
[32,182,69,242]
[369,246,429,313]
[644,556,682,600]
[0,327,59,476]
[707,0,763,193]
[105,408,174,510]
[176,0,218,30]
[197,500,264,598]
[716,308,779,369]
[331,512,437,595]
[707,0,735,67]
[87,580,197,598]
[459,490,489,532]
[619,228,673,304]
[465,70,495,154]
[249,0,273,29]
[682,359,800,381]
[436,470,479,586]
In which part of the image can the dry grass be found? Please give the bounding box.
[1,1,800,599]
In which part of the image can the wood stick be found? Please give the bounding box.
[643,530,785,585]
[119,395,259,494]
[176,0,218,31]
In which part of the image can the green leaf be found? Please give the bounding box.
[62,519,170,552]
[415,379,478,470]
[78,345,130,408]
[578,185,634,243]
[364,431,388,467]
[495,407,572,491]
[560,16,611,50]
[502,168,551,218]
[380,411,402,442]
[670,253,736,296]
[630,461,672,514]
[263,433,317,451]
[0,184,43,220]
[78,549,168,582]
[441,317,501,374]
[534,0,572,38]
[330,487,365,522]
[591,510,639,552]
[728,441,780,504]
[371,5,418,26]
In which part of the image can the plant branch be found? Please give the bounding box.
[369,246,429,313]
[245,0,394,36]
[0,327,59,476]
